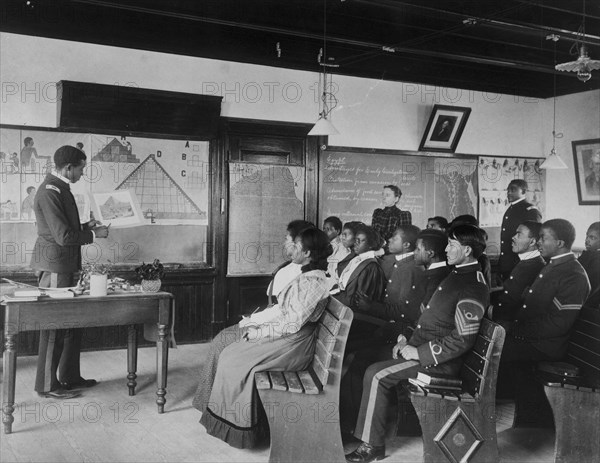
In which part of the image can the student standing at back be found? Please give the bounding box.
[371,185,411,246]
[498,179,542,280]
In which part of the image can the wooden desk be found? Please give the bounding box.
[1,291,173,434]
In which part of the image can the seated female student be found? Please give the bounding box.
[196,228,332,449]
[191,219,314,413]
[333,221,363,287]
[332,224,386,310]
[267,219,315,304]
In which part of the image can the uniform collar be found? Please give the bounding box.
[395,251,414,262]
[428,261,447,270]
[453,262,481,274]
[51,171,71,185]
[549,252,575,265]
[509,197,526,206]
[519,250,541,260]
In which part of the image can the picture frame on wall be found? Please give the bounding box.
[419,105,471,153]
[572,138,600,205]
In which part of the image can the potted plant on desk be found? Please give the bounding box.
[135,259,165,292]
[81,262,111,297]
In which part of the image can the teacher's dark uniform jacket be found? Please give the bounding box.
[31,174,94,273]
[30,173,94,393]
[498,198,542,280]
[510,253,590,359]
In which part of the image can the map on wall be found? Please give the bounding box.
[228,162,305,276]
[0,127,210,268]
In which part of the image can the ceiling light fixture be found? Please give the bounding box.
[308,1,339,137]
[541,35,568,170]
[555,0,600,83]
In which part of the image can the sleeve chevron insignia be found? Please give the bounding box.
[455,299,484,336]
[552,297,581,311]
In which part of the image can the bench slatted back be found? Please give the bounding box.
[566,305,600,388]
[311,299,349,387]
[459,319,505,397]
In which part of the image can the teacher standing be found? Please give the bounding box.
[31,145,109,399]
[371,185,412,245]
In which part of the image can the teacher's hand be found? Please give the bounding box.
[94,225,110,239]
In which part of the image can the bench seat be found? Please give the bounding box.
[254,297,353,463]
[408,318,506,463]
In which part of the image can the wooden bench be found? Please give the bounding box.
[541,303,600,463]
[254,297,353,463]
[408,318,506,463]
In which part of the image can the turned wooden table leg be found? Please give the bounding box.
[127,325,138,396]
[2,333,17,434]
[156,323,168,414]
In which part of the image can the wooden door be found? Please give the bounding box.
[212,119,320,330]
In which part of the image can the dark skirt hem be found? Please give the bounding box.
[199,406,265,449]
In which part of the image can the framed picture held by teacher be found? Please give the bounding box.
[572,138,600,206]
[419,105,471,153]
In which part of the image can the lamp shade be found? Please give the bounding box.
[539,148,568,170]
[308,116,339,136]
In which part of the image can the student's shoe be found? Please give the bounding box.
[345,441,386,462]
[61,378,98,390]
[37,388,81,399]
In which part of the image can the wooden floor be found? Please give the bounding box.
[0,343,556,462]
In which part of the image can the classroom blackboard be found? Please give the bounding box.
[319,146,478,230]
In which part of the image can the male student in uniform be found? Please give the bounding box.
[497,219,590,415]
[31,145,110,399]
[340,229,451,436]
[345,225,489,462]
[489,221,545,327]
[498,179,542,280]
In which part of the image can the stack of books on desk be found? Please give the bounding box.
[408,373,463,391]
[2,289,41,302]
[2,288,76,303]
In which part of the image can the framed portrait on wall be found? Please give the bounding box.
[572,138,600,205]
[419,105,471,153]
